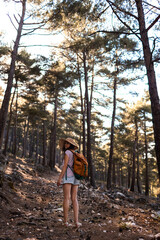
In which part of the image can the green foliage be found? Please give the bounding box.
[113,96,157,192]
[0,46,10,57]
[39,61,76,101]
[48,0,93,26]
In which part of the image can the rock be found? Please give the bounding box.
[111,203,120,209]
[155,211,160,217]
[151,211,160,220]
[138,208,145,213]
[115,192,127,200]
[52,207,63,212]
[127,216,134,221]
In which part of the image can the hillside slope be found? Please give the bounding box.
[0,156,160,240]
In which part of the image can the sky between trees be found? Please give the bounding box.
[0,0,159,105]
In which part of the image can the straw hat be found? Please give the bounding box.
[59,137,78,150]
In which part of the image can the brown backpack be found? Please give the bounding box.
[70,150,88,180]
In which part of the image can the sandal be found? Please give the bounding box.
[64,222,72,227]
[75,222,82,228]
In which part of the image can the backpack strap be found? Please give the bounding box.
[68,164,73,172]
[65,165,74,180]
[65,167,68,180]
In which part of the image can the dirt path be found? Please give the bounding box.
[0,156,160,240]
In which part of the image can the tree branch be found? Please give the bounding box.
[89,30,140,36]
[19,44,59,48]
[97,6,110,18]
[106,0,138,20]
[21,23,46,36]
[143,1,160,11]
[107,2,142,41]
[14,14,19,24]
[24,33,54,36]
[146,14,160,32]
[151,37,158,55]
[24,2,49,21]
[7,14,17,31]
[23,21,45,25]
[152,57,160,63]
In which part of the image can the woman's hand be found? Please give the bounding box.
[57,153,69,187]
[57,177,62,187]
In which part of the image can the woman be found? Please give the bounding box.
[57,137,82,228]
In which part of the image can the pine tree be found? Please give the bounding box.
[100,0,160,183]
[0,0,27,150]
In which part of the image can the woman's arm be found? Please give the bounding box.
[57,153,69,186]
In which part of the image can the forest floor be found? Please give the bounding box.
[0,156,160,240]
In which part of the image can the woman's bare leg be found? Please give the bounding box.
[63,183,71,223]
[71,185,79,224]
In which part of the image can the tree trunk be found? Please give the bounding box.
[127,154,131,189]
[130,117,138,192]
[105,156,107,182]
[22,117,29,158]
[42,120,46,166]
[29,131,34,159]
[90,57,95,111]
[112,157,116,186]
[36,126,39,164]
[107,77,117,189]
[120,161,123,187]
[143,111,149,196]
[49,94,58,170]
[77,57,86,156]
[25,118,29,158]
[136,141,142,193]
[3,84,17,156]
[22,121,26,158]
[9,127,14,152]
[83,50,95,187]
[12,91,18,156]
[83,98,86,155]
[0,0,26,150]
[135,0,160,182]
